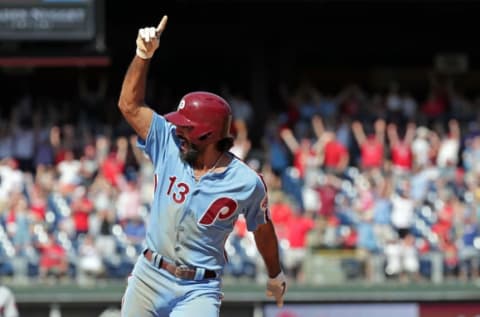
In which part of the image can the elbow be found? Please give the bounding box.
[117,102,129,117]
[118,97,138,117]
[117,94,129,112]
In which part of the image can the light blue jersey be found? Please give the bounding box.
[137,113,269,274]
[120,21,284,316]
[121,113,270,316]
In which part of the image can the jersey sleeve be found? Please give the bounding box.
[136,113,174,165]
[243,174,270,232]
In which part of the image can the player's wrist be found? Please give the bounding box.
[268,271,285,284]
[136,47,152,60]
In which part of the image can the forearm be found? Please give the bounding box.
[118,56,154,140]
[254,220,282,278]
[280,130,299,154]
[352,128,365,145]
[376,130,385,144]
[118,16,167,140]
[338,155,349,171]
[118,56,150,114]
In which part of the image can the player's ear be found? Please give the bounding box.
[216,137,234,152]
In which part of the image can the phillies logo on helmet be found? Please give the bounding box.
[178,99,186,110]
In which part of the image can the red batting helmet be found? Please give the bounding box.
[164,91,233,145]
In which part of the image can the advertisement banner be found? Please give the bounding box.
[264,303,419,317]
[420,303,480,317]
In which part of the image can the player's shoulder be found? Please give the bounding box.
[153,112,174,129]
[229,154,267,187]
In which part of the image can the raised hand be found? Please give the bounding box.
[136,15,168,59]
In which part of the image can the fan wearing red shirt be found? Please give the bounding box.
[269,191,296,241]
[421,90,448,123]
[100,151,125,187]
[70,187,94,238]
[282,208,315,282]
[351,119,386,170]
[322,131,349,175]
[312,116,349,176]
[279,127,319,181]
[316,174,339,219]
[38,233,68,280]
[387,122,416,173]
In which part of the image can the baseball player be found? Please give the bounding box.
[118,15,286,317]
[0,285,19,317]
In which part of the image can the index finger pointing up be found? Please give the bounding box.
[156,15,168,34]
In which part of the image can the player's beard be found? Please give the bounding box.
[180,142,201,165]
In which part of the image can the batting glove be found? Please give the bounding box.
[266,271,287,308]
[136,15,168,60]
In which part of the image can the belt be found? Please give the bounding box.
[143,249,216,280]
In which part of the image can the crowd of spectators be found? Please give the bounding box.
[1,75,480,286]
[256,79,480,284]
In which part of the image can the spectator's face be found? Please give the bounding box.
[15,197,28,212]
[404,234,415,245]
[63,124,74,137]
[84,145,96,158]
[116,137,128,150]
[96,137,110,152]
[65,151,74,161]
[300,138,311,150]
[7,159,18,169]
[84,235,93,244]
[473,136,480,149]
[323,131,335,142]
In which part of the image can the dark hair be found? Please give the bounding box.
[216,137,234,152]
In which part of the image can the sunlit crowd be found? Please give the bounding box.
[1,78,479,285]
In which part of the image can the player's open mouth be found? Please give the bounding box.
[178,137,188,151]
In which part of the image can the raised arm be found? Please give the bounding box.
[387,123,400,146]
[448,119,461,140]
[118,16,168,141]
[351,120,367,146]
[279,127,299,154]
[311,114,325,140]
[404,121,417,145]
[374,118,386,144]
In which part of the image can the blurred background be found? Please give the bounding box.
[1,0,480,316]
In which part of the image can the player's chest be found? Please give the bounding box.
[155,173,240,225]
